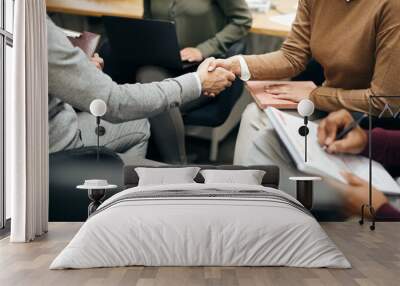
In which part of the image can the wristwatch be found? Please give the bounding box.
[238,55,251,81]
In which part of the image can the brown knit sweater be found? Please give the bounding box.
[244,0,400,115]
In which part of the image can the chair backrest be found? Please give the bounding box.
[49,147,124,222]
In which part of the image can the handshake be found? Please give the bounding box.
[197,56,242,97]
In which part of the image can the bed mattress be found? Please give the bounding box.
[50,183,350,269]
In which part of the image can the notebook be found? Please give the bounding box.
[246,81,305,110]
[63,28,101,57]
[265,107,400,195]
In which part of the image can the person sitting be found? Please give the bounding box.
[47,18,235,165]
[144,0,252,63]
[318,110,400,220]
[207,0,400,168]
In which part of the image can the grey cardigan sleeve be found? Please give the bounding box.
[196,0,253,58]
[47,19,200,124]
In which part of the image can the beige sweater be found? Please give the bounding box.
[244,0,400,115]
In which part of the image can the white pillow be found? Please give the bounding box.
[200,169,266,185]
[135,167,201,186]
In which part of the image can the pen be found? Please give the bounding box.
[323,114,368,150]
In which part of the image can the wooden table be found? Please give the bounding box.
[46,0,144,19]
[46,0,296,37]
[251,0,296,37]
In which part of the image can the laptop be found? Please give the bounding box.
[103,17,198,71]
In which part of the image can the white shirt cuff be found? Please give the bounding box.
[238,55,251,81]
[193,72,202,96]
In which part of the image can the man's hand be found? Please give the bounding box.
[318,110,368,154]
[90,53,104,70]
[207,56,242,76]
[264,82,317,103]
[197,58,236,97]
[340,172,388,216]
[180,47,203,62]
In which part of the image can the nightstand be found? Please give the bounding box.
[289,177,322,210]
[77,180,118,216]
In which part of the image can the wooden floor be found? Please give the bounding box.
[1,222,399,286]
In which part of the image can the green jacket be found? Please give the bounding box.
[144,0,253,58]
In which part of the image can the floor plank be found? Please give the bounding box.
[0,222,399,286]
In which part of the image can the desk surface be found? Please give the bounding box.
[46,0,296,37]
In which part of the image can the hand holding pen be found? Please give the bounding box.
[317,110,368,155]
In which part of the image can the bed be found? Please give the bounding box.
[50,165,350,269]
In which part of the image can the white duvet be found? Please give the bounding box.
[50,183,350,269]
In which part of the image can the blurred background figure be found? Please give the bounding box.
[144,0,252,63]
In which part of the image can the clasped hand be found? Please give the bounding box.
[197,58,236,97]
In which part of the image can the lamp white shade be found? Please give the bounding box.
[297,99,315,117]
[90,99,107,117]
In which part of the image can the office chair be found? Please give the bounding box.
[184,40,249,161]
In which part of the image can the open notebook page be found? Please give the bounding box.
[265,108,400,194]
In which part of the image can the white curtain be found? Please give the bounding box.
[7,0,49,242]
